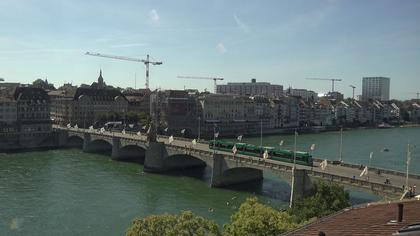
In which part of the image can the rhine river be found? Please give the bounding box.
[1,127,419,236]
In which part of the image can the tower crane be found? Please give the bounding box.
[305,78,342,92]
[85,52,162,89]
[177,76,224,93]
[349,85,356,100]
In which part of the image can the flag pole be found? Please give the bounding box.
[405,143,410,191]
[260,119,263,157]
[289,128,297,208]
[339,128,343,163]
[213,124,216,156]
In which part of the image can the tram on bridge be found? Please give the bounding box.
[209,140,313,167]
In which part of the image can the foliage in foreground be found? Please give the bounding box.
[126,180,351,236]
[290,180,351,222]
[126,211,221,236]
[223,197,299,236]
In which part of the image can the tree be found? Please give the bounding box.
[290,180,351,222]
[32,78,56,90]
[126,211,221,236]
[223,197,298,236]
[126,111,140,123]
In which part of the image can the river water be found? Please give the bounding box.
[238,126,420,174]
[1,127,419,236]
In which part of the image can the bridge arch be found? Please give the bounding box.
[118,145,147,163]
[85,139,112,154]
[165,154,207,170]
[218,167,264,187]
[66,135,84,148]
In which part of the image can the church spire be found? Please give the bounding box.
[98,69,104,88]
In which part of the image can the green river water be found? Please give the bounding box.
[1,127,419,236]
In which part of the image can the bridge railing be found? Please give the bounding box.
[310,170,403,194]
[313,157,420,180]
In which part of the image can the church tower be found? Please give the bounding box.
[98,69,105,88]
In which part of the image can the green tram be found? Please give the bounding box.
[209,140,313,167]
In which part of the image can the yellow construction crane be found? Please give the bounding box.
[85,52,162,89]
[177,76,224,93]
[349,85,356,100]
[306,78,342,92]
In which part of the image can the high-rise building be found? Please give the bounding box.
[362,77,390,101]
[216,79,283,98]
[286,88,318,101]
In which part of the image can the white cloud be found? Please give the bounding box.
[149,9,160,25]
[233,13,249,33]
[216,42,227,54]
[111,43,147,48]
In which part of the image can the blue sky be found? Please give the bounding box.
[0,0,419,99]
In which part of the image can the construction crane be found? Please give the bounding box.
[85,52,162,89]
[177,76,224,93]
[306,78,342,92]
[349,85,356,100]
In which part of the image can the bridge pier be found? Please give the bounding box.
[56,130,69,147]
[144,142,167,172]
[210,154,263,187]
[111,137,120,160]
[144,142,206,172]
[82,133,91,152]
[291,169,313,203]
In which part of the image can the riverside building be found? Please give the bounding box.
[49,70,128,128]
[362,77,390,101]
[216,78,283,98]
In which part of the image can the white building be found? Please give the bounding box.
[216,79,283,98]
[362,77,390,101]
[288,88,318,101]
[199,94,258,137]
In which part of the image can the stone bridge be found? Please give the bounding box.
[54,127,414,202]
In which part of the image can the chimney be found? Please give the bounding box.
[397,203,404,222]
[251,78,256,83]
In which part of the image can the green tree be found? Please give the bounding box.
[126,211,221,236]
[126,111,140,123]
[223,197,298,236]
[32,78,56,90]
[290,180,351,222]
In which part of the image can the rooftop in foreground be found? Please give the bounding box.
[283,199,420,236]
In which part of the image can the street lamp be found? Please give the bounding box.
[260,119,263,157]
[338,128,343,163]
[213,123,218,156]
[198,116,201,141]
[289,128,298,208]
[405,143,412,192]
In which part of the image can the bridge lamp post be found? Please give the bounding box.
[310,144,315,171]
[213,123,218,156]
[338,128,343,163]
[198,116,201,141]
[405,143,412,192]
[260,119,263,158]
[289,128,298,208]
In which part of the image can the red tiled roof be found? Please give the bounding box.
[284,199,420,236]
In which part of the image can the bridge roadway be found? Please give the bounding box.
[54,126,420,199]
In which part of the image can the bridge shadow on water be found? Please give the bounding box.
[161,166,292,202]
[160,165,208,180]
[226,175,291,202]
